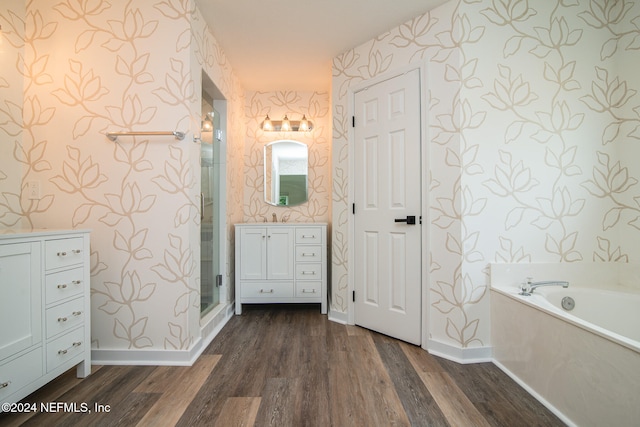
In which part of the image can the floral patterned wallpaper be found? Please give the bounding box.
[332,0,640,353]
[0,0,25,228]
[243,91,331,223]
[0,0,246,356]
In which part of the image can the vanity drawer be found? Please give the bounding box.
[295,228,322,244]
[45,238,84,270]
[0,347,43,402]
[46,298,85,339]
[295,282,322,298]
[240,282,293,298]
[296,263,322,280]
[46,327,85,373]
[45,267,84,304]
[295,245,322,262]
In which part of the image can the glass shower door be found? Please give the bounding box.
[200,108,221,316]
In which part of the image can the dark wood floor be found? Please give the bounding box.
[1,304,564,426]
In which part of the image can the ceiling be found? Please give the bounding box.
[195,0,447,92]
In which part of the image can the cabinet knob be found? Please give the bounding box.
[58,317,68,323]
[57,251,67,257]
[57,284,68,289]
[73,249,81,254]
[0,381,10,389]
[58,349,68,355]
[72,280,82,285]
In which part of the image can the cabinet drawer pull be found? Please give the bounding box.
[58,341,82,355]
[301,271,316,275]
[72,249,81,254]
[57,251,67,257]
[302,289,317,293]
[0,381,10,389]
[259,289,274,293]
[58,311,82,323]
[301,235,316,239]
[302,253,316,257]
[57,280,81,290]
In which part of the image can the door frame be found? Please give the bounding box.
[200,72,229,326]
[347,63,431,348]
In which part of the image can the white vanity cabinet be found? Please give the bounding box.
[235,223,326,315]
[0,230,91,409]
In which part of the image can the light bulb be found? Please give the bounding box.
[281,115,291,132]
[262,115,273,131]
[299,115,309,132]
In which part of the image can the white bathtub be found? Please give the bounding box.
[491,272,640,427]
[523,286,640,352]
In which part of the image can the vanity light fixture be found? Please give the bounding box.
[260,114,313,132]
[201,116,213,132]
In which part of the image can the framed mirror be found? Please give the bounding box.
[264,140,308,207]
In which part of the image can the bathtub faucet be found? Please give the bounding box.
[519,277,569,296]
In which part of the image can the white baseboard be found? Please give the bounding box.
[425,339,492,364]
[92,304,234,366]
[328,308,348,325]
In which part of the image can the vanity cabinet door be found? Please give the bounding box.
[238,227,294,281]
[238,228,267,280]
[0,242,42,361]
[266,227,294,280]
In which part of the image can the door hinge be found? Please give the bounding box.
[352,203,355,214]
[352,290,355,302]
[352,116,355,127]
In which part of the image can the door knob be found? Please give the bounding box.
[394,215,416,225]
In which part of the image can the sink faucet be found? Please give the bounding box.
[520,277,569,296]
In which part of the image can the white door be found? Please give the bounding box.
[353,69,422,345]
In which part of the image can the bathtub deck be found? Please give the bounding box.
[0,305,563,427]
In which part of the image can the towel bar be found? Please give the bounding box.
[105,131,185,141]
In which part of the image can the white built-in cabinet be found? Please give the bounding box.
[0,230,91,409]
[235,223,327,315]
